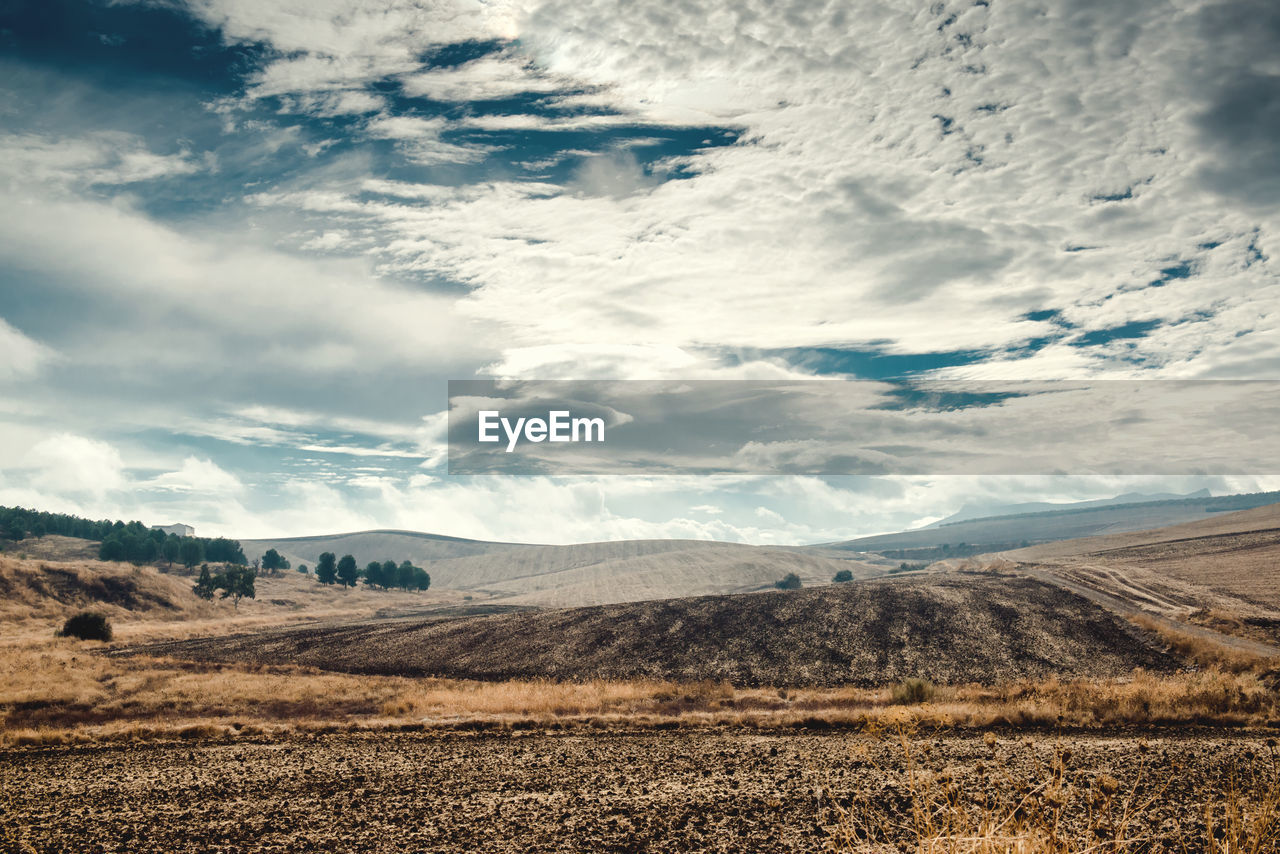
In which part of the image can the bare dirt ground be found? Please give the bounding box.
[2,730,1276,853]
[127,575,1179,687]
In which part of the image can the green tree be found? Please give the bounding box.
[297,563,308,574]
[216,564,256,608]
[774,572,801,590]
[412,566,431,591]
[832,569,854,583]
[179,538,204,570]
[135,536,159,566]
[161,536,181,569]
[98,536,126,562]
[261,548,285,573]
[336,554,358,588]
[382,560,398,589]
[316,552,337,585]
[193,564,216,600]
[396,561,415,590]
[364,561,385,588]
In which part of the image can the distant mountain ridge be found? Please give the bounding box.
[824,490,1280,557]
[924,489,1213,528]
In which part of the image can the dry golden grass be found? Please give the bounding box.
[0,551,472,645]
[1131,614,1276,675]
[828,720,1280,853]
[4,629,1279,748]
[4,548,1280,749]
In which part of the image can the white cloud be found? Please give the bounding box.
[26,434,127,498]
[0,318,54,381]
[178,0,521,100]
[226,0,1278,382]
[400,54,566,101]
[149,457,244,494]
[0,132,207,189]
[364,115,492,164]
[0,184,492,376]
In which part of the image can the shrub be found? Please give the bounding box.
[59,612,113,642]
[832,569,854,583]
[774,572,802,590]
[890,677,934,705]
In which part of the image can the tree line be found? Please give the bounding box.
[98,523,245,568]
[0,505,122,541]
[0,505,246,569]
[310,551,431,591]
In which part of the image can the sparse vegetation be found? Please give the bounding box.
[828,720,1280,853]
[889,677,934,704]
[58,612,112,642]
[774,572,802,590]
[1131,614,1269,675]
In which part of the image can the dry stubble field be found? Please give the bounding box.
[3,729,1279,853]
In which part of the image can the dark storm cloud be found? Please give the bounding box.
[1188,0,1280,208]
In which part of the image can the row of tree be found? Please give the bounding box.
[0,506,247,569]
[312,551,431,591]
[97,523,245,568]
[0,505,122,541]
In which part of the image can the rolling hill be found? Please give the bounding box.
[240,529,523,568]
[822,490,1280,558]
[987,501,1280,647]
[242,533,885,607]
[131,574,1179,687]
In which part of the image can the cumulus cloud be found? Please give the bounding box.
[25,434,127,499]
[149,457,244,494]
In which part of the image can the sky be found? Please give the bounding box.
[0,0,1277,543]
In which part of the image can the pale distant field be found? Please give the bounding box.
[243,531,890,607]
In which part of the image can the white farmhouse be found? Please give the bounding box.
[152,523,195,537]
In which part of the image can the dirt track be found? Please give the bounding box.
[2,730,1274,853]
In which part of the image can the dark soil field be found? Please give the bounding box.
[2,730,1274,853]
[129,575,1179,687]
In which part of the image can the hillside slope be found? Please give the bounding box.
[134,574,1179,687]
[240,529,523,568]
[825,491,1280,556]
[990,502,1280,644]
[246,534,884,607]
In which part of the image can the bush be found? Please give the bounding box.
[59,612,113,642]
[832,569,854,583]
[774,572,802,590]
[890,677,935,705]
